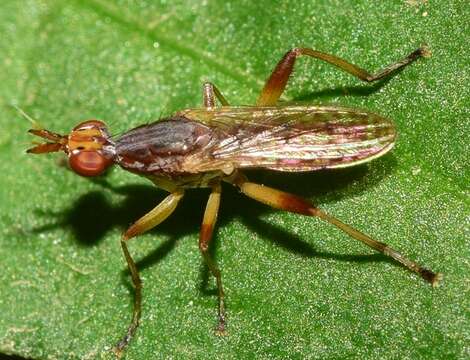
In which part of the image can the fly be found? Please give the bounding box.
[27,46,442,356]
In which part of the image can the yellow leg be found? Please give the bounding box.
[202,82,230,108]
[113,190,184,357]
[199,183,226,333]
[230,174,442,286]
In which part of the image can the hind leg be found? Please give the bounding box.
[257,46,429,106]
[228,173,441,286]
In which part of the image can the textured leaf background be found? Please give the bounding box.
[0,0,468,359]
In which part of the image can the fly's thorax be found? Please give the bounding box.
[114,117,214,174]
[67,120,116,177]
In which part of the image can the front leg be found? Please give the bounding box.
[257,46,429,106]
[113,189,184,357]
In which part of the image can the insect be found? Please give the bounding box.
[27,46,442,356]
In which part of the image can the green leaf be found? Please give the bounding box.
[0,0,467,359]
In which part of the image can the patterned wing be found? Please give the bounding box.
[177,105,396,173]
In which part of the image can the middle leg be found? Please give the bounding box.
[202,82,230,108]
[199,183,226,333]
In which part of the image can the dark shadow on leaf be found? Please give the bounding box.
[291,65,405,103]
[33,192,115,246]
[0,354,33,360]
[244,154,397,203]
[292,79,389,103]
[31,157,398,295]
[241,211,394,265]
[32,179,196,247]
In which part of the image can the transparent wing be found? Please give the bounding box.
[177,105,396,173]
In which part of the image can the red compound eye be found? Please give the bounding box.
[69,151,111,177]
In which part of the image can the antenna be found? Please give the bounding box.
[12,104,43,130]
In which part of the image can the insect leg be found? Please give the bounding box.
[199,183,227,333]
[113,189,185,357]
[230,175,442,286]
[203,82,230,107]
[257,46,429,106]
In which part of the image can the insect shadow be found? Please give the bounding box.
[0,353,31,360]
[32,154,397,295]
[291,66,403,103]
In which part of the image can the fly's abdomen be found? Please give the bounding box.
[257,110,397,171]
